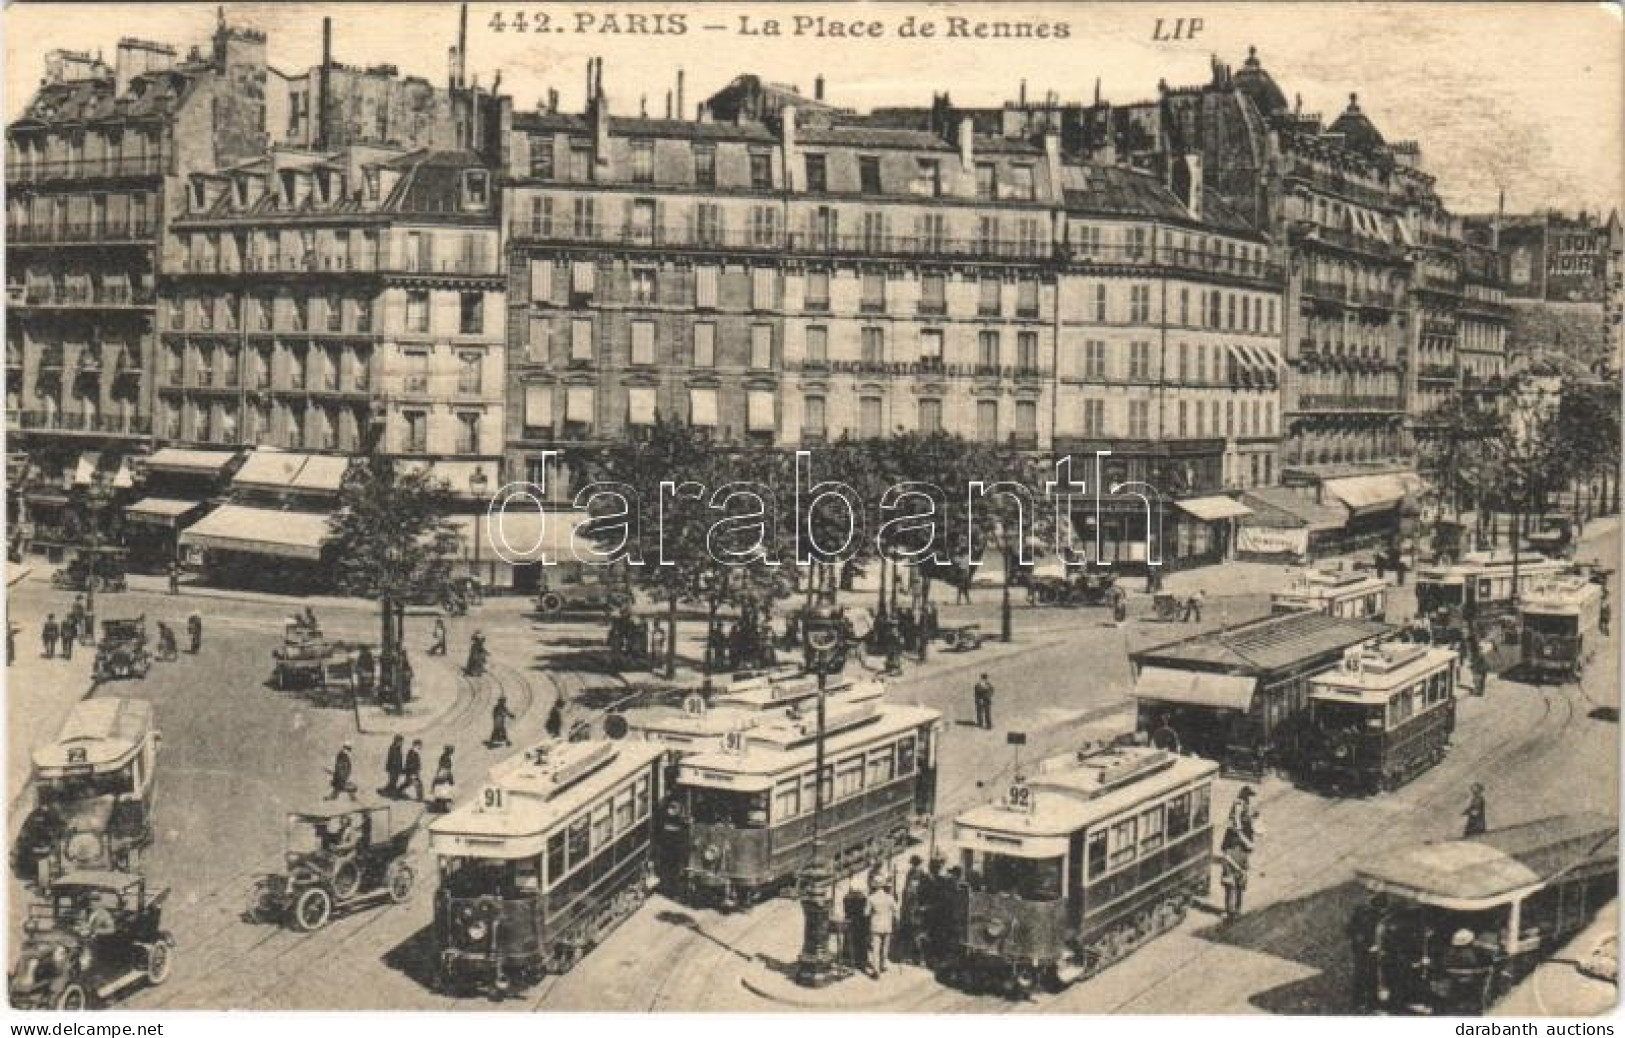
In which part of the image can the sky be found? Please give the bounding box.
[4,1,1622,216]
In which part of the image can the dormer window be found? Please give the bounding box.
[364,167,380,201]
[280,170,297,205]
[190,179,207,211]
[234,178,249,208]
[462,170,490,209]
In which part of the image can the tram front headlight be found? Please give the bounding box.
[466,920,488,943]
[1333,744,1349,760]
[701,845,720,865]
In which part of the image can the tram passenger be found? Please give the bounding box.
[1441,928,1494,1014]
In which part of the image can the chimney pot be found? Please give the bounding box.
[813,74,824,102]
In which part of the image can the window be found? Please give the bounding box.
[629,198,656,244]
[749,206,778,247]
[567,817,590,868]
[630,140,653,184]
[859,156,881,194]
[692,323,715,367]
[627,387,656,426]
[1087,830,1108,879]
[1015,400,1037,439]
[917,398,943,432]
[804,154,827,193]
[1192,785,1211,828]
[462,170,490,208]
[750,324,773,369]
[456,412,480,454]
[1108,817,1138,868]
[978,277,1001,316]
[805,270,830,311]
[571,319,594,362]
[403,410,428,454]
[860,271,885,312]
[975,162,996,200]
[1178,400,1188,437]
[1129,341,1151,381]
[859,396,882,437]
[1130,284,1151,323]
[457,351,482,394]
[977,330,1000,369]
[693,147,716,188]
[1128,400,1150,438]
[976,215,1000,253]
[1016,279,1040,318]
[694,203,721,246]
[976,399,998,442]
[631,267,656,305]
[804,395,827,436]
[573,197,597,238]
[919,328,943,363]
[1226,400,1235,436]
[913,159,941,198]
[631,321,655,365]
[401,349,430,394]
[1017,331,1038,371]
[693,265,719,309]
[1140,806,1166,852]
[835,756,865,800]
[1197,344,1208,384]
[806,326,829,364]
[867,746,895,787]
[861,326,884,365]
[406,291,429,334]
[749,152,773,190]
[774,778,802,821]
[1166,792,1191,837]
[523,385,552,432]
[1093,284,1108,322]
[751,267,777,310]
[861,210,885,251]
[1009,165,1035,201]
[529,136,554,179]
[1083,340,1107,381]
[920,273,946,314]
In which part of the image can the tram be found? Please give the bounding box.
[949,743,1218,994]
[619,675,884,754]
[1517,575,1604,682]
[1270,566,1390,621]
[1413,551,1571,640]
[12,698,161,885]
[428,739,666,993]
[668,700,941,907]
[1294,643,1458,795]
[1352,812,1617,1015]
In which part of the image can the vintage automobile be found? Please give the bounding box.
[1027,570,1119,608]
[1523,516,1577,560]
[270,620,367,693]
[247,801,422,931]
[93,617,152,682]
[51,546,129,594]
[8,871,174,1010]
[13,698,160,885]
[1353,812,1618,1014]
[535,569,633,617]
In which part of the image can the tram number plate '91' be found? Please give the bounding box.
[482,787,505,810]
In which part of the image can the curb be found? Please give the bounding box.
[736,965,943,1012]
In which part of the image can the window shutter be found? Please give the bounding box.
[747,390,775,432]
[572,260,596,294]
[566,386,595,422]
[571,318,593,360]
[693,323,715,367]
[695,265,718,308]
[751,324,773,369]
[689,388,718,427]
[628,387,657,425]
[524,386,552,428]
[631,321,655,365]
[530,258,553,303]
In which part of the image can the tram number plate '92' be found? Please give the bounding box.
[1006,784,1034,812]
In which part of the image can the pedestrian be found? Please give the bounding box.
[401,739,425,800]
[867,881,898,977]
[59,613,76,661]
[464,631,487,677]
[843,877,871,971]
[430,745,456,812]
[955,561,973,605]
[1462,783,1487,837]
[920,601,938,661]
[973,673,995,730]
[896,855,925,964]
[1227,785,1259,847]
[69,594,86,630]
[1183,590,1205,623]
[6,621,16,667]
[167,561,181,596]
[1110,584,1128,623]
[1600,598,1611,637]
[1470,651,1490,698]
[545,695,564,739]
[1219,824,1251,920]
[382,734,405,797]
[1347,892,1391,1012]
[489,694,516,748]
[399,653,415,704]
[186,610,203,653]
[156,622,178,661]
[327,742,357,801]
[429,616,447,656]
[356,644,376,696]
[42,614,59,659]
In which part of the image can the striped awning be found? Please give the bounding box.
[179,504,332,560]
[1132,666,1256,711]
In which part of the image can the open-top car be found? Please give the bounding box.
[51,546,130,594]
[93,617,151,682]
[247,801,423,931]
[8,871,174,1010]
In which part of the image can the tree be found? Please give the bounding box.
[327,458,459,707]
[1549,379,1621,521]
[1416,394,1509,520]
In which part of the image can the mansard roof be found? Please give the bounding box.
[1328,93,1386,153]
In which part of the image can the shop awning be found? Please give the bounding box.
[125,497,207,527]
[290,454,351,493]
[231,451,351,494]
[455,509,601,565]
[1175,496,1254,522]
[143,448,238,477]
[1324,475,1408,516]
[179,505,332,560]
[1242,487,1347,532]
[1132,666,1257,712]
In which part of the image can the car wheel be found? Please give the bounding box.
[292,886,333,932]
[54,983,89,1010]
[386,861,415,903]
[246,878,278,922]
[539,593,564,615]
[145,940,173,985]
[330,859,361,901]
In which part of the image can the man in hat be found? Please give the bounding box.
[896,855,926,964]
[42,613,58,659]
[59,611,76,661]
[429,616,448,657]
[973,673,995,730]
[489,693,516,749]
[545,695,565,739]
[327,742,356,800]
[186,610,203,654]
[1227,786,1259,846]
[465,631,487,677]
[401,739,425,801]
[1462,783,1487,837]
[381,734,405,797]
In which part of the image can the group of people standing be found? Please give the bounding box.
[833,855,963,977]
[38,597,202,662]
[326,738,457,812]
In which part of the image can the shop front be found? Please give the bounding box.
[122,448,241,571]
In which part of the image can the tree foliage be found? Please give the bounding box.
[326,459,460,602]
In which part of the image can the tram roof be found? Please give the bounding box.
[1519,577,1602,615]
[1310,645,1459,697]
[1356,812,1618,911]
[677,704,940,788]
[955,748,1218,843]
[1416,553,1570,582]
[428,740,665,857]
[626,682,886,742]
[1275,567,1391,597]
[32,698,154,774]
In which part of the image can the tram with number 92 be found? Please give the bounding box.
[666,701,941,907]
[428,740,665,994]
[948,744,1218,994]
[1518,576,1604,683]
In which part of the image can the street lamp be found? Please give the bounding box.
[794,604,842,988]
[76,469,116,645]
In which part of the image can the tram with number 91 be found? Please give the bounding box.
[428,740,665,994]
[949,743,1217,995]
[666,700,941,908]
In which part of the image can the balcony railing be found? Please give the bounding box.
[1296,224,1407,262]
[1421,319,1459,337]
[1416,364,1457,381]
[1060,242,1282,282]
[514,223,1053,263]
[9,410,151,435]
[6,155,167,184]
[7,221,158,244]
[15,286,154,308]
[1296,394,1402,412]
[788,359,1046,379]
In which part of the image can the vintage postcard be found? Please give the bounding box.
[3,0,1621,1018]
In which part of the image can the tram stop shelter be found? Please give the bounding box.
[1130,610,1393,778]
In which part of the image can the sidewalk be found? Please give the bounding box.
[354,649,471,736]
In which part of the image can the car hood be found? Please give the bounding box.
[55,796,117,833]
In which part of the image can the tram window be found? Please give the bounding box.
[691,788,769,828]
[1192,786,1211,828]
[868,746,895,787]
[979,851,1064,902]
[1166,792,1191,837]
[835,756,865,799]
[592,803,613,850]
[567,817,590,868]
[897,736,917,776]
[1086,830,1107,879]
[774,778,801,820]
[515,859,541,893]
[614,790,635,832]
[1108,818,1137,868]
[634,776,650,820]
[1140,806,1165,852]
[546,832,566,886]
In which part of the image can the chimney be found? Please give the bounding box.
[1019,79,1027,106]
[318,18,332,149]
[1184,154,1203,220]
[676,68,685,121]
[1093,77,1101,106]
[457,1,469,89]
[1043,128,1061,197]
[585,58,595,105]
[959,116,975,172]
[548,87,559,113]
[113,39,172,97]
[665,90,673,119]
[781,105,799,189]
[813,74,824,102]
[640,95,647,117]
[591,60,611,173]
[1096,102,1116,166]
[1494,188,1504,250]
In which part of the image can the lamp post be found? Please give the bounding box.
[74,469,116,644]
[794,604,841,988]
[468,465,490,596]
